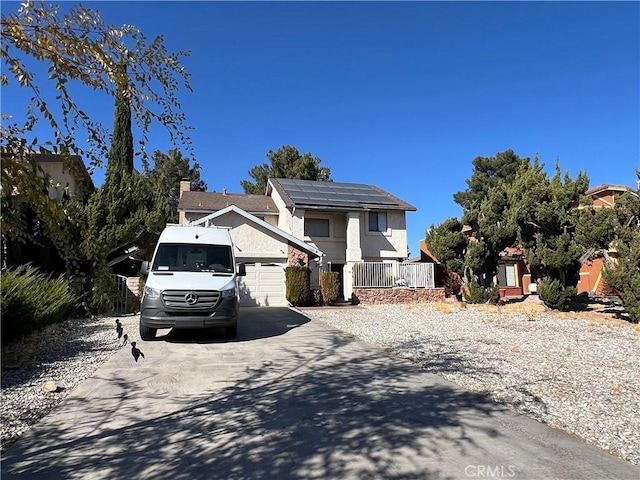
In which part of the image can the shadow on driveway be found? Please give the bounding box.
[153,307,311,344]
[2,308,637,480]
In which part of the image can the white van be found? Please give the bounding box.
[139,225,246,340]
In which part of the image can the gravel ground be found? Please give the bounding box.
[1,314,139,453]
[2,304,639,468]
[301,302,640,466]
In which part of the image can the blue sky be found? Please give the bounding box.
[3,1,639,257]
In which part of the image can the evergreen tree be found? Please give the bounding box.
[86,67,154,255]
[241,145,331,194]
[508,161,589,287]
[425,218,467,276]
[452,150,528,285]
[142,149,206,223]
[602,173,640,322]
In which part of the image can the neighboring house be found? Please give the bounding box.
[34,152,94,200]
[3,152,95,272]
[178,178,417,306]
[495,183,637,298]
[497,245,533,299]
[576,184,638,296]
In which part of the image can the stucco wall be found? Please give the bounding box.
[352,288,446,304]
[360,210,409,260]
[225,215,288,258]
[38,161,82,201]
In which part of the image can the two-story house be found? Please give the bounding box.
[178,178,416,306]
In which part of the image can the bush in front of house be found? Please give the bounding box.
[463,280,500,304]
[320,271,340,305]
[1,265,79,344]
[285,265,311,307]
[537,277,576,311]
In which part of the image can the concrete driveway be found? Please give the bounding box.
[1,308,638,480]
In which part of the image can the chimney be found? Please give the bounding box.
[179,180,191,198]
[222,188,227,195]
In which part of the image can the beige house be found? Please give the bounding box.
[178,178,416,306]
[35,153,94,200]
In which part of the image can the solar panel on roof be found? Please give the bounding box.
[276,178,398,207]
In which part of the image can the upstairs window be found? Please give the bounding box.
[368,212,387,232]
[305,218,330,237]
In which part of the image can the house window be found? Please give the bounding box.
[369,212,387,232]
[506,264,517,286]
[499,264,518,287]
[305,218,330,237]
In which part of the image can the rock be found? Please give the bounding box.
[42,381,58,393]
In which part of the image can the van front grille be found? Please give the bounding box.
[162,290,220,309]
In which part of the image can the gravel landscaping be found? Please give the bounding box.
[2,303,639,468]
[301,302,640,466]
[1,314,139,453]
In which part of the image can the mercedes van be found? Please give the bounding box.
[139,225,246,340]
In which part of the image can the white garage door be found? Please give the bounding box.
[238,262,287,307]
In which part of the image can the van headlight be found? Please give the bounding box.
[220,287,236,299]
[144,286,161,299]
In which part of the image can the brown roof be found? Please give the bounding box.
[586,184,635,196]
[419,240,439,263]
[178,191,277,213]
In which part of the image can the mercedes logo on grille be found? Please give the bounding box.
[184,293,198,305]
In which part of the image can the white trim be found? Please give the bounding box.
[189,204,324,259]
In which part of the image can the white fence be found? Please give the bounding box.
[352,262,435,288]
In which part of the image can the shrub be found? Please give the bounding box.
[603,265,640,323]
[463,281,500,304]
[537,277,576,311]
[285,265,311,307]
[320,271,340,305]
[1,265,78,344]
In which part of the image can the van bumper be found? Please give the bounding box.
[140,296,239,329]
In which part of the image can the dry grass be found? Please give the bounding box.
[432,301,455,314]
[502,302,548,315]
[611,382,624,395]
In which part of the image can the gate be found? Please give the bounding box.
[111,274,134,314]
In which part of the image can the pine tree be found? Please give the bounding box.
[241,145,331,194]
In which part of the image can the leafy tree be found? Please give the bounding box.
[602,173,640,322]
[1,1,192,259]
[424,217,467,276]
[142,149,206,223]
[1,1,193,168]
[241,145,331,194]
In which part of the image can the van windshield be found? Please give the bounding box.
[152,243,234,274]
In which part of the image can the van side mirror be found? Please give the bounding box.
[141,261,150,275]
[237,263,246,277]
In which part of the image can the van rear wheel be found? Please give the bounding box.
[140,323,157,341]
[225,322,237,339]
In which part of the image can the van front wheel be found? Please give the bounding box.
[140,323,157,341]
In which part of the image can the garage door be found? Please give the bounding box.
[238,262,287,307]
